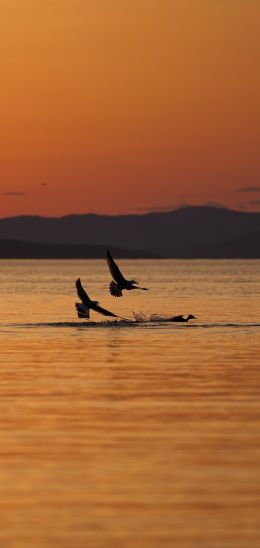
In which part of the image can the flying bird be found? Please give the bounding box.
[106,249,148,297]
[75,278,120,319]
[169,314,197,323]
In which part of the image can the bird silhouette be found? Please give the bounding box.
[106,249,148,297]
[169,314,197,323]
[75,278,120,319]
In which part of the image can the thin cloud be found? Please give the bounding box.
[204,201,225,208]
[131,202,190,213]
[144,205,179,212]
[236,186,260,193]
[249,200,260,206]
[4,191,27,196]
[237,203,249,210]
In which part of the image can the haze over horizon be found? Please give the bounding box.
[0,203,260,221]
[1,0,260,217]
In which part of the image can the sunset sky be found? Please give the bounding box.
[1,0,260,217]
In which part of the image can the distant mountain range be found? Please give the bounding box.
[1,206,260,258]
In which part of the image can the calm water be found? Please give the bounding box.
[0,259,260,547]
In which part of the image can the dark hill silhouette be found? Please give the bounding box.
[0,241,153,259]
[161,231,260,258]
[1,232,260,258]
[1,206,260,255]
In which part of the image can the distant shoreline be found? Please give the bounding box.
[1,258,260,261]
[1,238,260,259]
[0,241,260,260]
[1,207,260,258]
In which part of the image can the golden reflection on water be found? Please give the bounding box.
[0,260,260,547]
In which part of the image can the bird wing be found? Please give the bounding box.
[75,278,91,305]
[91,302,119,318]
[109,281,123,297]
[75,303,90,318]
[106,250,126,284]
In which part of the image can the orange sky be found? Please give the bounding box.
[0,0,260,217]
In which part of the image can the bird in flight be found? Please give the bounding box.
[106,249,148,297]
[75,278,120,319]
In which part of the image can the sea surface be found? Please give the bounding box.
[0,259,260,547]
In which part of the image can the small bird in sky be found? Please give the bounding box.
[169,314,197,323]
[75,278,120,319]
[106,249,148,297]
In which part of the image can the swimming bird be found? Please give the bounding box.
[75,278,120,319]
[106,249,148,297]
[169,314,197,323]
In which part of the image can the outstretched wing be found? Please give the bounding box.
[109,281,123,297]
[75,278,91,305]
[106,250,126,284]
[91,302,118,318]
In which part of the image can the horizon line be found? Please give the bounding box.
[0,204,259,221]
